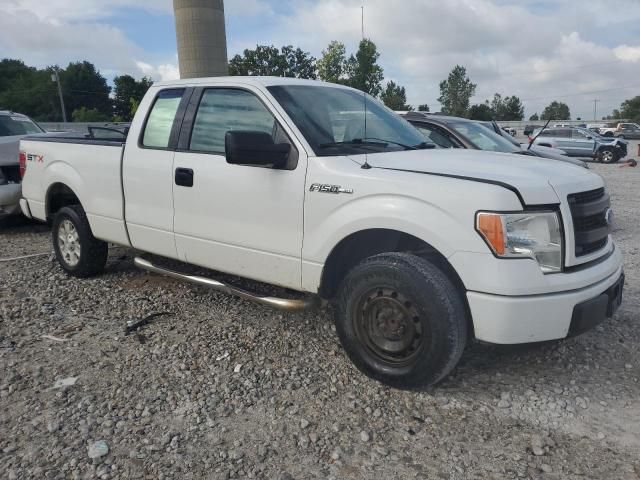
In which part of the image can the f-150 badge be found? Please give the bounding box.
[309,184,353,194]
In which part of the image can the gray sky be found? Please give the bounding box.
[1,0,639,120]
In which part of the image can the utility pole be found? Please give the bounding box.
[593,99,599,122]
[51,68,67,123]
[361,5,365,39]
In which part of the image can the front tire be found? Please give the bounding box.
[334,252,468,389]
[598,147,618,164]
[52,205,108,277]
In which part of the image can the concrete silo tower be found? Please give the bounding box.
[173,0,229,78]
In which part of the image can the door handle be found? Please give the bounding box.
[175,168,194,187]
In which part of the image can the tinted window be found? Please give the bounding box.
[555,129,571,138]
[190,89,275,153]
[142,89,184,148]
[414,124,458,148]
[572,129,590,139]
[450,121,520,153]
[0,115,43,137]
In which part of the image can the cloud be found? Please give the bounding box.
[614,45,640,63]
[136,61,180,81]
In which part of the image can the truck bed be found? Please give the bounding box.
[20,135,130,246]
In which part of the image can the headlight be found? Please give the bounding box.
[476,211,563,273]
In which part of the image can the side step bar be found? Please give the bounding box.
[134,257,319,312]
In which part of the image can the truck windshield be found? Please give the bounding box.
[268,85,430,156]
[0,115,44,137]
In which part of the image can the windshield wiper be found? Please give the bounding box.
[320,138,435,151]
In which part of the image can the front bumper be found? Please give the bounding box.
[0,183,22,219]
[467,264,624,344]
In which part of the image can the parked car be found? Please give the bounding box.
[502,126,517,136]
[613,124,640,140]
[524,124,542,136]
[599,122,640,137]
[0,110,45,220]
[482,120,571,158]
[20,77,624,389]
[402,112,586,167]
[531,126,628,163]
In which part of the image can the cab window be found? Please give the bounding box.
[189,89,276,154]
[142,89,185,148]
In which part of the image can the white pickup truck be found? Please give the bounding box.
[19,77,624,388]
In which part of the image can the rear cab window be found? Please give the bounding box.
[141,89,185,148]
[0,115,43,137]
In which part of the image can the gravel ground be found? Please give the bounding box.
[1,162,638,480]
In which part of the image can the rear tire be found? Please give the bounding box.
[598,147,618,164]
[334,252,468,389]
[52,205,108,277]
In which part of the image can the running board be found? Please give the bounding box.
[134,257,319,312]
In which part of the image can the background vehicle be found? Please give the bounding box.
[600,122,640,137]
[402,112,587,167]
[482,120,570,157]
[0,110,45,220]
[502,126,516,136]
[524,124,542,136]
[613,124,640,140]
[20,77,623,389]
[531,126,628,163]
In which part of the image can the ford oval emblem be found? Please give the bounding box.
[605,208,614,227]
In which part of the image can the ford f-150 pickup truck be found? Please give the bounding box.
[19,77,624,389]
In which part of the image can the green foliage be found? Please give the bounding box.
[113,74,153,121]
[618,96,640,121]
[228,45,316,79]
[417,104,430,112]
[71,106,110,122]
[438,65,476,117]
[541,101,571,120]
[317,41,348,84]
[380,81,412,111]
[490,93,524,121]
[0,58,112,121]
[59,61,112,120]
[344,39,384,97]
[529,113,539,121]
[468,103,494,121]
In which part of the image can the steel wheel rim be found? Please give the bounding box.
[602,151,613,162]
[58,219,81,267]
[355,288,424,366]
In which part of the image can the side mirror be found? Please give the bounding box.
[225,131,291,168]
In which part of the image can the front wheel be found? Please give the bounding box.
[598,147,618,164]
[52,205,108,277]
[334,252,468,389]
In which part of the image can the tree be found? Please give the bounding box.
[113,74,153,121]
[380,81,412,111]
[417,104,430,112]
[228,45,316,79]
[468,103,494,121]
[541,101,570,120]
[619,96,640,121]
[317,41,347,84]
[438,65,476,117]
[59,61,112,120]
[71,106,110,122]
[529,113,539,121]
[344,39,384,97]
[0,59,60,121]
[489,93,524,121]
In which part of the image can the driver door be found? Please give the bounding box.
[171,86,306,289]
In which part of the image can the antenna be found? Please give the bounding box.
[360,2,371,169]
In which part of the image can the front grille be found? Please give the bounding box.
[568,188,610,257]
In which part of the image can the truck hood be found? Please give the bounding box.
[361,148,600,205]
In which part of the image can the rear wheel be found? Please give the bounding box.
[598,147,618,164]
[52,205,108,277]
[334,252,468,389]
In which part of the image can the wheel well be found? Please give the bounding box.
[319,229,464,296]
[46,183,80,220]
[319,229,472,336]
